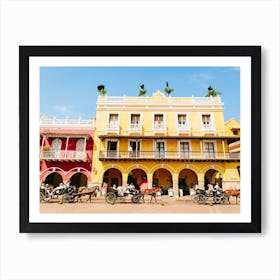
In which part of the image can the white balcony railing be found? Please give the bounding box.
[153,122,167,134]
[41,150,87,161]
[177,123,191,134]
[40,116,95,130]
[202,123,216,134]
[129,122,142,134]
[106,121,120,134]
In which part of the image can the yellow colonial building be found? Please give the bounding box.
[92,91,240,197]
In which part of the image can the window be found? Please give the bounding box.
[51,138,62,158]
[76,139,85,152]
[129,140,141,157]
[108,114,119,128]
[180,142,190,158]
[178,114,186,125]
[204,142,215,158]
[52,138,62,151]
[202,114,211,126]
[154,114,164,123]
[155,141,165,158]
[107,141,118,158]
[131,114,140,124]
[109,114,118,122]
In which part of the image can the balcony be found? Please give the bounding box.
[40,116,95,130]
[153,122,167,134]
[177,123,191,135]
[129,122,142,134]
[41,150,87,161]
[202,123,216,135]
[99,150,240,161]
[106,121,120,134]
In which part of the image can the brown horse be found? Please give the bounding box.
[73,185,99,203]
[224,189,240,204]
[140,188,162,203]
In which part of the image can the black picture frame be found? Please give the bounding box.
[19,46,261,233]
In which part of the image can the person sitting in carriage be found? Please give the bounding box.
[206,184,214,196]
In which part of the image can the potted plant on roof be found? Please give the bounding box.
[205,85,221,97]
[138,83,147,96]
[97,85,107,95]
[164,82,174,97]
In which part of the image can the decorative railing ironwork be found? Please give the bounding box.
[129,122,142,133]
[202,123,216,134]
[41,150,87,160]
[99,150,240,160]
[106,121,120,133]
[153,122,167,134]
[177,123,191,134]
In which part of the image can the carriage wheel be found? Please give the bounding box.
[105,192,117,205]
[131,194,141,204]
[214,196,222,204]
[221,195,229,204]
[191,194,199,203]
[197,194,206,204]
[60,194,71,204]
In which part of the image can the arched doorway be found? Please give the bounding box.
[69,172,88,188]
[43,172,63,187]
[103,168,122,188]
[153,168,172,195]
[178,169,198,195]
[127,169,147,189]
[204,169,223,189]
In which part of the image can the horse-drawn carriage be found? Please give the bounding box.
[191,188,229,204]
[40,183,99,204]
[105,186,142,205]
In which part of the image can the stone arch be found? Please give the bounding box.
[40,167,66,182]
[178,169,198,195]
[127,168,148,189]
[102,168,123,188]
[43,172,63,187]
[69,172,88,188]
[204,168,223,189]
[66,167,92,183]
[150,163,175,174]
[152,168,173,189]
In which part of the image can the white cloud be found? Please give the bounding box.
[53,105,73,114]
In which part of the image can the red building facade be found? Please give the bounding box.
[40,116,95,187]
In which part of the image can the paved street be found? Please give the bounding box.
[40,195,240,214]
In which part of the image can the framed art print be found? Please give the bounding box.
[19,46,261,233]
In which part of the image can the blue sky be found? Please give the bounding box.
[40,66,240,122]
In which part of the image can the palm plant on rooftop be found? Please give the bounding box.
[138,83,147,96]
[97,85,107,95]
[205,86,221,97]
[164,82,174,97]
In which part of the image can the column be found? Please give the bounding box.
[65,137,69,158]
[222,140,225,158]
[172,173,179,198]
[40,136,45,156]
[147,173,153,189]
[122,173,128,187]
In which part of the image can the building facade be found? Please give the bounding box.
[91,91,240,197]
[40,116,95,187]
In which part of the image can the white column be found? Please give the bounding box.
[65,137,69,158]
[40,136,45,156]
[83,137,87,152]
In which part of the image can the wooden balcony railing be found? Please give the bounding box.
[99,150,240,161]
